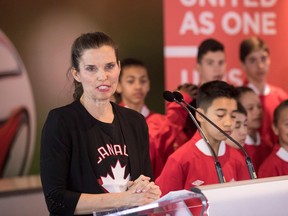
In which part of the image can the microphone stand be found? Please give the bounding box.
[173,91,257,179]
[163,91,226,183]
[190,187,208,216]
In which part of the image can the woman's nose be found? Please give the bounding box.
[97,70,107,81]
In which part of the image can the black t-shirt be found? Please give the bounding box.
[90,111,131,192]
[41,101,152,216]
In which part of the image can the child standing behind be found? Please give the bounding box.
[236,86,272,173]
[240,37,288,145]
[116,58,196,178]
[196,38,226,85]
[156,81,250,195]
[116,58,155,119]
[258,100,288,178]
[226,102,248,149]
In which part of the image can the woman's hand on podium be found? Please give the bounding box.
[125,175,161,206]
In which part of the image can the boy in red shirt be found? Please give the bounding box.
[116,58,196,178]
[196,38,226,85]
[240,37,288,145]
[116,58,165,177]
[116,58,158,120]
[258,100,288,178]
[151,38,227,178]
[156,81,250,195]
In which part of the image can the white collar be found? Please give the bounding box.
[195,138,226,156]
[140,105,150,118]
[245,132,261,146]
[247,82,270,96]
[123,104,150,118]
[276,147,288,162]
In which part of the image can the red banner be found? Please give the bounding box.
[164,0,288,91]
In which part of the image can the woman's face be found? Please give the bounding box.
[73,46,120,102]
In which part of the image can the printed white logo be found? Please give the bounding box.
[192,180,204,186]
[100,160,130,193]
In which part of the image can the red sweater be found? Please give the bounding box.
[156,132,250,196]
[148,93,193,178]
[258,145,288,178]
[244,132,273,173]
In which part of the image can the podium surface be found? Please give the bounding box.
[94,176,288,216]
[97,190,208,216]
[199,175,288,216]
